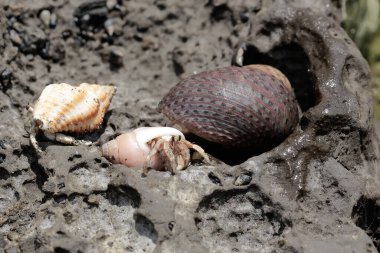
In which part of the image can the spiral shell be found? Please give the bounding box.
[158,64,299,148]
[33,83,116,133]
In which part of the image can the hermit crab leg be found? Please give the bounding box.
[53,133,92,146]
[143,138,165,176]
[29,106,44,153]
[174,139,190,171]
[30,127,42,153]
[162,139,177,173]
[182,140,211,163]
[31,131,93,153]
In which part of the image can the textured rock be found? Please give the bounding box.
[0,0,379,252]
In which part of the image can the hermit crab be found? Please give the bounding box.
[29,83,116,152]
[101,127,211,174]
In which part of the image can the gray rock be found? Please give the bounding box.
[0,0,379,252]
[106,0,117,10]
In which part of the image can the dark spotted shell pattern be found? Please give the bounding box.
[158,64,299,148]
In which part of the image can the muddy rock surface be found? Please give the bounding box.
[1,0,380,252]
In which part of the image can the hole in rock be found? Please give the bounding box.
[68,153,82,161]
[0,153,5,163]
[134,213,158,243]
[352,196,380,251]
[209,4,233,23]
[300,116,310,131]
[208,172,222,186]
[69,162,88,173]
[0,167,9,180]
[168,221,175,231]
[185,134,260,165]
[54,247,70,253]
[105,185,141,208]
[238,43,317,112]
[53,194,67,203]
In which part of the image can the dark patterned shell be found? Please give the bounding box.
[158,64,299,148]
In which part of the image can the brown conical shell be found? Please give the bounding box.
[158,64,299,148]
[33,83,116,133]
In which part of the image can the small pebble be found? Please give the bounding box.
[50,13,57,28]
[106,0,117,10]
[234,44,246,67]
[142,36,159,51]
[39,9,51,27]
[9,29,22,45]
[87,194,101,205]
[26,54,35,61]
[12,22,23,32]
[208,172,222,186]
[109,48,124,70]
[0,68,13,91]
[82,14,90,23]
[234,174,252,186]
[104,19,114,36]
[239,11,250,23]
[61,29,72,40]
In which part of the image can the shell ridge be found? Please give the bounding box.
[33,84,85,132]
[165,89,275,131]
[62,84,116,132]
[190,119,261,146]
[85,85,116,131]
[173,76,284,121]
[166,97,262,133]
[240,69,292,118]
[245,65,293,92]
[59,87,100,132]
[163,106,263,144]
